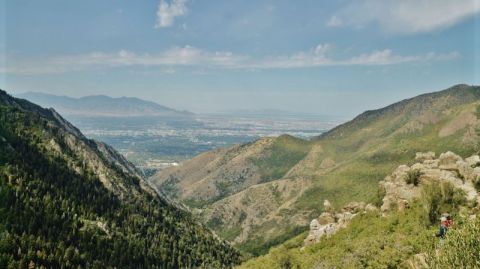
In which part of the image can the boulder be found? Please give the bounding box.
[466,155,480,168]
[438,151,463,170]
[305,201,365,246]
[365,203,378,212]
[397,199,410,211]
[411,163,426,171]
[324,224,337,237]
[423,159,439,168]
[415,152,435,162]
[457,160,475,181]
[342,201,366,213]
[304,234,316,246]
[323,200,334,213]
[318,212,335,225]
[473,167,480,181]
[391,165,410,181]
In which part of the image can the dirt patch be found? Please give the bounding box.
[439,111,477,137]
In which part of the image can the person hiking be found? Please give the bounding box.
[436,213,453,239]
[445,214,453,229]
[436,216,448,239]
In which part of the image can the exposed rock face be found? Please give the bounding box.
[380,151,480,213]
[415,151,436,162]
[323,199,334,212]
[304,200,377,246]
[438,151,463,170]
[304,151,480,247]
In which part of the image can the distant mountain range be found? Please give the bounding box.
[210,109,345,120]
[16,92,194,117]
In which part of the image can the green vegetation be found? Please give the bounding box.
[250,135,311,183]
[421,182,467,225]
[238,86,480,255]
[0,91,241,268]
[238,181,472,269]
[295,96,479,214]
[151,85,480,257]
[406,169,422,186]
[238,226,308,256]
[426,216,480,268]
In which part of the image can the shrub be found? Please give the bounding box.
[421,182,466,225]
[405,169,422,186]
[426,216,480,268]
[474,178,480,192]
[373,186,386,207]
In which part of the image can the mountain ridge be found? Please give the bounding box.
[15,91,194,117]
[152,84,480,255]
[320,84,479,139]
[0,89,241,268]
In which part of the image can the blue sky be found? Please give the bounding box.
[1,0,479,115]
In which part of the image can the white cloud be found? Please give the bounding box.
[1,44,460,74]
[326,15,342,27]
[155,0,188,28]
[336,0,480,34]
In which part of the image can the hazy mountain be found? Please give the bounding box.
[0,90,240,268]
[16,92,194,117]
[151,84,480,255]
[209,109,344,120]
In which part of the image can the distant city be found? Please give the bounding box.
[78,113,347,175]
[15,92,348,175]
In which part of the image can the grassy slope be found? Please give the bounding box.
[238,182,478,269]
[154,84,480,256]
[250,135,312,183]
[297,112,475,209]
[236,85,480,254]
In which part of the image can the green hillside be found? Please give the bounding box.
[238,154,480,268]
[250,135,312,183]
[238,201,479,269]
[0,90,241,268]
[152,84,480,256]
[296,84,480,210]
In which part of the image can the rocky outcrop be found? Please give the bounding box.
[304,151,480,247]
[380,151,480,212]
[415,152,435,162]
[304,200,377,246]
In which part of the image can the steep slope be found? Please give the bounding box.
[238,151,480,269]
[152,84,480,255]
[16,92,194,117]
[0,90,241,268]
[152,135,311,207]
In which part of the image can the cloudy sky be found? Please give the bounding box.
[1,0,479,115]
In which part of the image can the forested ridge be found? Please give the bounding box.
[0,90,241,268]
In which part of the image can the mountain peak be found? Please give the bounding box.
[15,92,195,117]
[320,84,479,139]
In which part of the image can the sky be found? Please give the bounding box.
[0,0,479,116]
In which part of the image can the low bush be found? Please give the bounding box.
[405,169,422,186]
[426,216,480,268]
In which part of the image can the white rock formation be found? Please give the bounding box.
[415,152,436,162]
[304,200,377,246]
[304,151,480,247]
[379,152,480,212]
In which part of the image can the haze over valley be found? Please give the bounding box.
[18,92,346,175]
[1,1,479,268]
